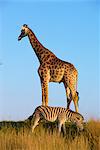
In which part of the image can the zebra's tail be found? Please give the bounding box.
[24,111,36,124]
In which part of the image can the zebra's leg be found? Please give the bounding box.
[58,122,62,133]
[58,114,66,134]
[62,123,66,135]
[32,114,40,132]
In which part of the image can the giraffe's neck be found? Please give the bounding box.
[27,29,55,64]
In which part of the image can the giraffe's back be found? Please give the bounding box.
[48,57,77,83]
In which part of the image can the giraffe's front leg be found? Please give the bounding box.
[41,80,49,106]
[38,66,50,106]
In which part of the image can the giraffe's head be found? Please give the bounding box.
[18,24,29,41]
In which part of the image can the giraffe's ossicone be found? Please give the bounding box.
[18,24,79,112]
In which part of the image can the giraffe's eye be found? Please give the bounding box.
[21,29,25,33]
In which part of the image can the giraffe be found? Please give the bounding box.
[18,24,79,112]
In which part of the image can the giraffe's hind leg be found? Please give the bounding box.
[63,82,72,109]
[69,84,79,112]
[63,77,79,112]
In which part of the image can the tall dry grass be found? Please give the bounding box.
[0,120,100,150]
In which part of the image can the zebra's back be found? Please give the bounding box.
[35,106,68,122]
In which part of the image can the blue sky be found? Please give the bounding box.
[0,0,99,121]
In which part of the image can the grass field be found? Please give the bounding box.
[0,119,100,150]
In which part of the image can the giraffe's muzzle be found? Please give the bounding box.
[18,30,26,41]
[18,35,22,41]
[18,32,23,40]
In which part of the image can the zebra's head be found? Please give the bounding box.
[73,112,84,131]
[18,24,29,41]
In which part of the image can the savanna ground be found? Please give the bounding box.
[0,119,100,150]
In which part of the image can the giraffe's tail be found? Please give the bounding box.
[76,91,79,106]
[75,71,79,106]
[75,71,78,91]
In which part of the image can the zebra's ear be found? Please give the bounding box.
[76,117,80,120]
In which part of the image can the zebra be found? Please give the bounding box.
[28,106,84,134]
